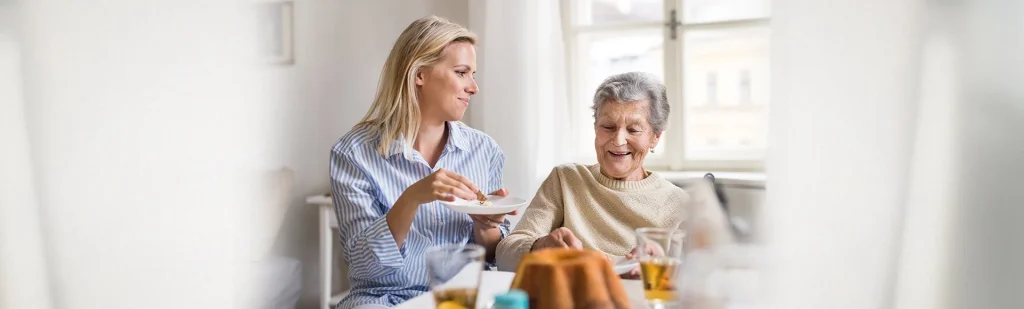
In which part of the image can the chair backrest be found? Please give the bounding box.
[703,173,730,214]
[702,173,752,242]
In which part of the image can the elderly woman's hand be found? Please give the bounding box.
[619,243,669,279]
[531,227,583,251]
[625,242,667,259]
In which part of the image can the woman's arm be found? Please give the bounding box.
[469,188,511,263]
[495,168,566,271]
[331,150,479,278]
[469,145,509,263]
[331,150,407,278]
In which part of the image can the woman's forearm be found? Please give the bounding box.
[385,195,420,249]
[474,225,502,262]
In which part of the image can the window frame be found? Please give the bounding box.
[563,0,770,172]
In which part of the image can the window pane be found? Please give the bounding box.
[684,0,770,24]
[682,26,769,161]
[577,0,664,26]
[575,28,665,160]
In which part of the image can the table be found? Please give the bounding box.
[312,192,763,309]
[306,194,345,309]
[394,271,647,309]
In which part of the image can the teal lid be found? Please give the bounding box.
[493,289,528,309]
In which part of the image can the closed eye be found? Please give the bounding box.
[455,70,468,77]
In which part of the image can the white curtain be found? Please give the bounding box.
[0,9,53,308]
[466,0,572,225]
[4,1,278,308]
[767,0,1024,308]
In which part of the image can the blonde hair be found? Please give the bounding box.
[358,15,477,156]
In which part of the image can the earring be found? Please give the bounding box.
[649,148,655,154]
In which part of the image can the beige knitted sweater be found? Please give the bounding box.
[496,163,691,271]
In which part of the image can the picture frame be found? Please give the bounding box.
[256,0,294,65]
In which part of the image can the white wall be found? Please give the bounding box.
[19,1,270,308]
[431,0,471,29]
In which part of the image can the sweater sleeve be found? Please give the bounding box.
[496,167,565,271]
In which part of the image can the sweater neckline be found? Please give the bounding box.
[589,164,662,191]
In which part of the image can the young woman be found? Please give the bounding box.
[329,16,513,309]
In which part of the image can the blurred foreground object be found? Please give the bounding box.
[768,0,1023,308]
[5,1,282,308]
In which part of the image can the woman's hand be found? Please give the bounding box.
[620,267,641,279]
[531,227,583,251]
[620,248,645,279]
[625,242,667,259]
[399,168,481,205]
[602,254,642,280]
[619,243,668,279]
[469,188,517,229]
[389,169,481,251]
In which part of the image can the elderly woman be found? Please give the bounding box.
[496,72,693,272]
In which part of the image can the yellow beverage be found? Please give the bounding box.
[640,257,682,302]
[433,288,477,309]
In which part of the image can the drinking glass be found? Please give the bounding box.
[425,243,486,309]
[635,227,687,308]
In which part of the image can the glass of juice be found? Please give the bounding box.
[635,227,687,308]
[425,243,485,309]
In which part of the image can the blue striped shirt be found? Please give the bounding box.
[329,121,509,309]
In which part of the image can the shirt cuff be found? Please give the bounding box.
[361,215,406,268]
[498,218,511,240]
[468,219,511,267]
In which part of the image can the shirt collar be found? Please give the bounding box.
[385,121,470,158]
[446,121,471,152]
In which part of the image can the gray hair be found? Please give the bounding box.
[591,72,670,134]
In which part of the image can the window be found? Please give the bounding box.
[706,71,718,105]
[566,0,770,171]
[739,69,752,104]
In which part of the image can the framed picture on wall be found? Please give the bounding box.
[256,0,294,65]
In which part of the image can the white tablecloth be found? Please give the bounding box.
[394,271,647,309]
[396,269,764,309]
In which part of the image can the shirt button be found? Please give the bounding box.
[440,221,445,225]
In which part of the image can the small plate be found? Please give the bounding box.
[439,195,528,215]
[611,256,639,275]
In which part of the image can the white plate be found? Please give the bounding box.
[611,256,639,275]
[439,195,528,215]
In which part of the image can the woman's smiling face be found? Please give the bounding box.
[594,99,661,181]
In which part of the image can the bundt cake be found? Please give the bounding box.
[509,248,631,309]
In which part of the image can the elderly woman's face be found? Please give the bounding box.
[594,99,661,180]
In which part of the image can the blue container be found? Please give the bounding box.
[492,289,528,309]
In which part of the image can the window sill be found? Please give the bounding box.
[653,170,766,189]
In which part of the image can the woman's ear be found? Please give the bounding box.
[647,130,663,152]
[414,68,427,86]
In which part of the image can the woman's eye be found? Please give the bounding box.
[455,71,467,77]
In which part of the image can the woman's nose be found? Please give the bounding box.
[614,130,627,146]
[466,79,479,95]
